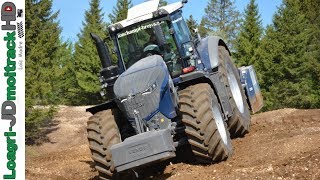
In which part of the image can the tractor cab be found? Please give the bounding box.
[108,0,195,78]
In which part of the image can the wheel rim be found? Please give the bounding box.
[226,64,244,113]
[211,104,228,145]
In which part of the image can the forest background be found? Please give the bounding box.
[25,0,320,143]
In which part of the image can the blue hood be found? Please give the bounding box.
[114,55,167,98]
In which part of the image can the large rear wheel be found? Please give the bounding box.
[179,83,233,163]
[218,46,251,138]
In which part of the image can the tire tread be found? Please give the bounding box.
[179,83,232,163]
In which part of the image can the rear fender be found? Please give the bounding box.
[196,36,231,71]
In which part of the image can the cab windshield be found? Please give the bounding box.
[117,20,182,77]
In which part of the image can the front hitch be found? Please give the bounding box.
[110,129,176,172]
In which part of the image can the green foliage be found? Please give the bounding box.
[159,0,168,7]
[202,0,241,49]
[198,19,208,38]
[25,0,69,143]
[24,0,320,130]
[186,15,198,38]
[255,0,320,110]
[26,0,61,105]
[52,42,79,105]
[73,0,107,105]
[109,0,132,23]
[234,0,263,66]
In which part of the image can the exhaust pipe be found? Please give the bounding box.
[90,33,112,68]
[90,33,119,99]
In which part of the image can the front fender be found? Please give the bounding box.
[196,36,231,71]
[86,100,117,115]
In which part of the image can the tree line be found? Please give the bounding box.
[25,0,319,143]
[187,0,319,110]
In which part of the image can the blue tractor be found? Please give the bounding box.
[86,0,263,179]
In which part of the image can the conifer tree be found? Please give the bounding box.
[198,19,208,37]
[186,15,198,38]
[52,42,78,105]
[26,0,61,105]
[234,0,263,66]
[73,0,107,104]
[109,0,132,23]
[202,0,241,49]
[255,0,320,110]
[25,0,62,143]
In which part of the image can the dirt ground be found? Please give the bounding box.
[26,106,320,180]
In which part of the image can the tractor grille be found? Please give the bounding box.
[121,88,160,120]
[113,55,168,120]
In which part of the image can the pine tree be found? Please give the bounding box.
[108,0,132,23]
[25,0,62,143]
[255,0,320,110]
[300,0,320,105]
[202,0,241,49]
[198,19,208,37]
[186,15,198,38]
[73,0,107,104]
[52,42,79,105]
[26,0,62,105]
[234,0,263,66]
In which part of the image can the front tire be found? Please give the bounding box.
[218,46,251,138]
[179,83,233,163]
[86,109,121,180]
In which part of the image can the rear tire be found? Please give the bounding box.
[218,46,251,138]
[178,83,233,163]
[86,109,121,180]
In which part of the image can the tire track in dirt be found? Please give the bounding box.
[26,107,320,180]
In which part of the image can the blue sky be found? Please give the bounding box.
[52,0,282,42]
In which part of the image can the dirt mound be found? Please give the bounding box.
[26,107,320,180]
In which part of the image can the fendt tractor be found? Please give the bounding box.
[86,0,263,179]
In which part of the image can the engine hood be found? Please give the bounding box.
[114,55,168,99]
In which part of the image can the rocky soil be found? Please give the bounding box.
[26,107,320,180]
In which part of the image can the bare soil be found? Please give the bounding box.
[26,107,320,180]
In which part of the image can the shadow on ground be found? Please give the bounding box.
[26,119,60,145]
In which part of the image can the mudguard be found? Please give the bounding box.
[239,66,263,113]
[196,36,231,71]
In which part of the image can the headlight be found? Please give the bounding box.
[110,26,116,32]
[109,23,123,32]
[152,9,169,18]
[142,83,157,95]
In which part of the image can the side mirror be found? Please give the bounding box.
[169,28,175,35]
[112,47,117,54]
[103,35,112,43]
[103,36,116,54]
[182,41,194,58]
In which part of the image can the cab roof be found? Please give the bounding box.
[109,0,185,30]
